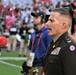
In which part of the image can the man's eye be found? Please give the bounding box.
[50,19,54,22]
[49,19,54,22]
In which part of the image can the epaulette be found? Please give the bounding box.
[64,36,72,44]
[64,35,76,51]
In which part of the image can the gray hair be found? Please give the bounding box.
[52,8,72,34]
[53,8,72,26]
[52,8,72,18]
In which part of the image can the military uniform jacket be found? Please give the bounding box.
[43,32,76,75]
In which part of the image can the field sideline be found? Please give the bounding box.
[0,51,27,75]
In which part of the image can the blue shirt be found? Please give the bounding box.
[28,25,52,66]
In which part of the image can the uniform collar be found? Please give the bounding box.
[53,32,68,44]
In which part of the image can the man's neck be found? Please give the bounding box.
[53,34,62,43]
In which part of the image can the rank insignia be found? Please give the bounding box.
[67,40,71,43]
[69,45,75,51]
[51,47,61,55]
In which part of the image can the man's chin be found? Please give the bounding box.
[48,33,52,36]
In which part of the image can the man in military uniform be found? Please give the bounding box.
[43,8,76,75]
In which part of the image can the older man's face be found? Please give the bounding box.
[46,12,62,37]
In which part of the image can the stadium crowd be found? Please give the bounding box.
[0,0,75,32]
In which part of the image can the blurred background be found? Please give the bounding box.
[0,0,76,75]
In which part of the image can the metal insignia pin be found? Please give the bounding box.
[67,40,71,43]
[53,45,55,48]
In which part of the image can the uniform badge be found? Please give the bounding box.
[69,45,75,51]
[51,47,61,55]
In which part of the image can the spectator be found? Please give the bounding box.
[19,23,29,57]
[15,10,22,28]
[7,22,18,52]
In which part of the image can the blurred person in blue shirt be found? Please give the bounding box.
[21,11,52,75]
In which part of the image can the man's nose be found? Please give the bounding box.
[46,21,49,26]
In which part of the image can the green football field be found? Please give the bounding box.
[0,49,27,75]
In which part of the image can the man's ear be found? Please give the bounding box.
[61,22,66,29]
[61,22,68,29]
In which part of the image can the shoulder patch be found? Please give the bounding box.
[69,45,75,51]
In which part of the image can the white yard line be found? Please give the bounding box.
[0,60,22,69]
[0,57,27,60]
